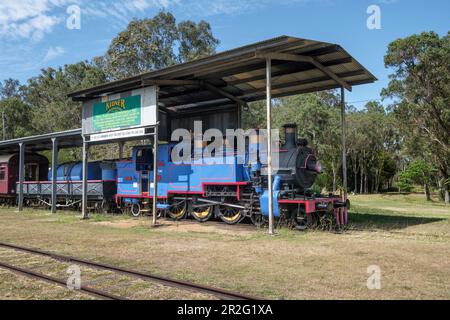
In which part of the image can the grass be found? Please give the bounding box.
[0,193,449,300]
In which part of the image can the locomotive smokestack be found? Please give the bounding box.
[283,124,297,149]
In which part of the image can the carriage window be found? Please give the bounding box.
[0,167,5,181]
[25,163,39,181]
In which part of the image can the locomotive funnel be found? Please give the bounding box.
[283,124,298,149]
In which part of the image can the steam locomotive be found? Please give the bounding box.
[0,124,349,230]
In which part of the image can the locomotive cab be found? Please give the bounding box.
[133,146,153,172]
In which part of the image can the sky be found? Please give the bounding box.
[0,0,448,107]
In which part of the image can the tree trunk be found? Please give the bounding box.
[360,165,364,194]
[332,162,337,193]
[445,188,450,205]
[364,172,368,194]
[424,184,431,201]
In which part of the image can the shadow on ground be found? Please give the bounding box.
[348,211,446,230]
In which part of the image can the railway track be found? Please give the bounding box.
[0,261,125,300]
[0,242,260,300]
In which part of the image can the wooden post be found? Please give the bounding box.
[51,138,58,213]
[266,58,275,235]
[18,142,25,212]
[341,86,348,202]
[81,137,89,219]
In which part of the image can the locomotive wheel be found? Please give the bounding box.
[250,214,267,228]
[219,206,243,225]
[130,203,141,217]
[292,207,314,231]
[191,205,213,222]
[168,199,187,220]
[100,200,111,214]
[318,212,334,231]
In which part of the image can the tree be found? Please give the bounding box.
[382,31,450,203]
[399,160,435,200]
[0,78,21,99]
[24,61,106,133]
[0,79,31,140]
[102,11,219,79]
[0,97,32,139]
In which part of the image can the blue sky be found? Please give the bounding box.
[0,0,448,106]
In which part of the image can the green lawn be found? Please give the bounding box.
[0,193,449,300]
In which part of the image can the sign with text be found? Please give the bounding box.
[93,95,141,132]
[90,128,146,142]
[82,86,157,140]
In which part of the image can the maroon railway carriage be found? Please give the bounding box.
[0,153,49,204]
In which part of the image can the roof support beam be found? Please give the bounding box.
[142,79,201,86]
[227,57,353,86]
[201,82,247,106]
[255,52,352,91]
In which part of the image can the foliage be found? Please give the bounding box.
[382,31,450,202]
[0,78,21,99]
[0,96,33,139]
[101,11,219,80]
[23,61,106,134]
[402,160,434,185]
[398,160,435,195]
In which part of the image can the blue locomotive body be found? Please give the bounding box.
[116,145,247,198]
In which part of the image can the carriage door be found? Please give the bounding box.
[135,147,153,194]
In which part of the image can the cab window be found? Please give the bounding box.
[135,147,153,171]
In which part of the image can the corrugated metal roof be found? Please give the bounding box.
[69,35,376,114]
[0,129,82,155]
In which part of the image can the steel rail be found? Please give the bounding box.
[0,261,125,300]
[0,242,260,300]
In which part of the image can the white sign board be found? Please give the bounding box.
[82,86,157,140]
[89,128,146,142]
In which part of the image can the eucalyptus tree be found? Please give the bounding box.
[102,11,219,80]
[24,61,106,134]
[382,31,450,203]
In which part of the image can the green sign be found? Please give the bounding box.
[93,95,141,132]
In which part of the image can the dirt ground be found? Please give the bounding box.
[0,194,449,300]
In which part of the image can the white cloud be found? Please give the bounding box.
[0,0,311,41]
[0,0,73,40]
[43,46,65,61]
